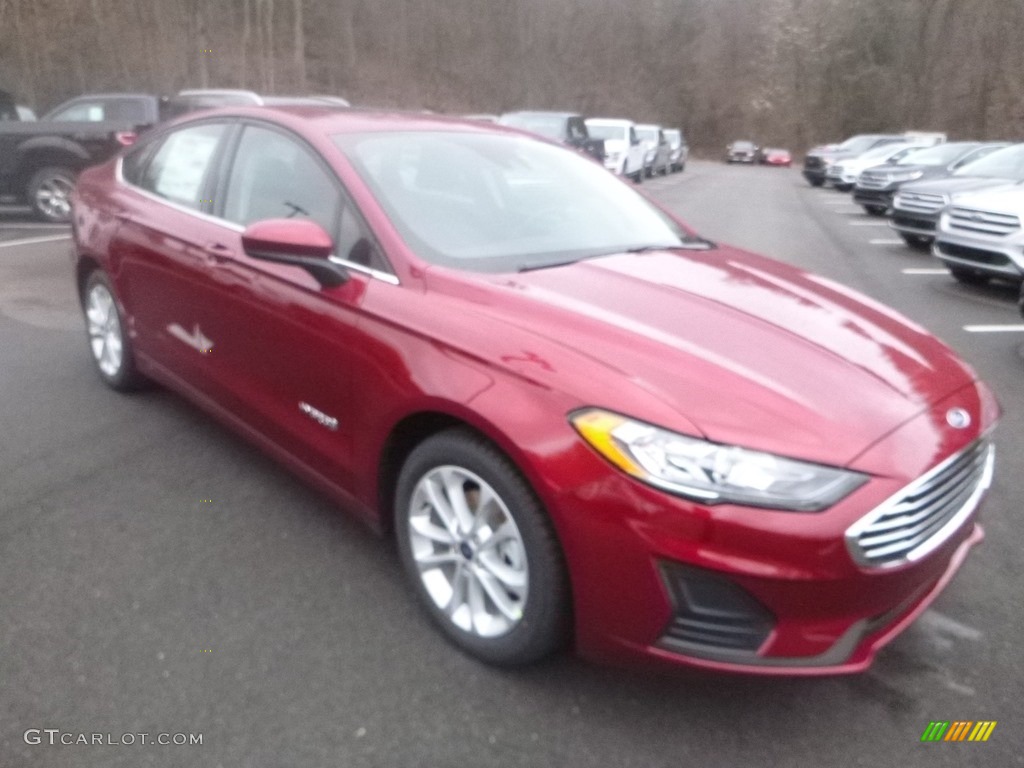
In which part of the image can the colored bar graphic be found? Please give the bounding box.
[969,722,997,742]
[921,722,949,742]
[944,721,972,741]
[921,720,996,742]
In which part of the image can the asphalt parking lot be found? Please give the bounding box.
[1,165,1021,768]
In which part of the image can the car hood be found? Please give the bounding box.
[429,248,978,467]
[900,176,1020,196]
[602,138,628,154]
[946,184,1024,214]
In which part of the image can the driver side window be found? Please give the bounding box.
[222,125,340,234]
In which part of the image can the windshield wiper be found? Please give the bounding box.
[626,238,716,253]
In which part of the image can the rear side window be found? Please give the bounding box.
[136,123,226,209]
[47,99,150,122]
[221,125,340,234]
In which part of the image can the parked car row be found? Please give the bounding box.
[724,141,792,167]
[497,111,689,184]
[807,131,1024,290]
[0,88,351,221]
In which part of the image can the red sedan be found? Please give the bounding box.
[72,107,997,674]
[763,148,793,167]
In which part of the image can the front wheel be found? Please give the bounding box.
[395,429,570,666]
[807,177,825,187]
[950,267,989,287]
[28,166,76,223]
[82,270,145,391]
[899,232,932,251]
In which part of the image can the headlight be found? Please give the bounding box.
[645,150,655,161]
[889,170,924,182]
[570,409,868,511]
[607,152,622,162]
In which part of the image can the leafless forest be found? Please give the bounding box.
[2,0,1022,151]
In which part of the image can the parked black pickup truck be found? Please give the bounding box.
[0,92,160,221]
[497,111,605,163]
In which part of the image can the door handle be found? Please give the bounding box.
[205,242,232,264]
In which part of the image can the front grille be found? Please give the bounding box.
[895,192,946,213]
[892,214,937,232]
[846,438,994,568]
[947,206,1021,236]
[936,242,1013,267]
[658,564,774,655]
[857,172,889,189]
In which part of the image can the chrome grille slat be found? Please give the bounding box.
[857,476,977,550]
[948,206,1021,236]
[895,192,945,213]
[845,438,994,568]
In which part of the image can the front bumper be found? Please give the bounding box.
[934,237,1024,281]
[853,187,896,208]
[551,383,997,674]
[891,209,940,239]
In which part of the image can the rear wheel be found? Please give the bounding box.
[395,429,570,666]
[864,205,888,216]
[807,177,824,187]
[950,267,989,286]
[29,166,76,223]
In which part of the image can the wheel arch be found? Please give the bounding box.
[374,403,562,541]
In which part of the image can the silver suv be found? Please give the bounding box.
[891,143,1024,249]
[933,185,1024,286]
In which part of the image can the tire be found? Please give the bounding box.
[950,268,989,287]
[28,166,76,223]
[394,428,570,666]
[899,232,932,251]
[864,205,888,217]
[633,167,643,184]
[808,177,825,187]
[834,183,853,193]
[82,270,145,391]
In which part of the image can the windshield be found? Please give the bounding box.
[732,141,754,150]
[898,143,976,166]
[857,142,915,161]
[636,127,658,142]
[837,136,886,153]
[497,113,565,141]
[586,123,627,141]
[336,131,703,272]
[953,144,1024,179]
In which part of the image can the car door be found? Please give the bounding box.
[110,120,234,393]
[200,121,388,491]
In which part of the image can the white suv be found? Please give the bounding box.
[934,185,1024,286]
[585,118,645,183]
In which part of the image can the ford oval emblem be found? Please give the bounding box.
[946,408,971,429]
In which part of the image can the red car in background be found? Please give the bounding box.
[762,147,792,167]
[72,107,997,674]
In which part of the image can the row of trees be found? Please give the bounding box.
[1,0,1022,151]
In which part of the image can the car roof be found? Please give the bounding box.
[165,105,519,136]
[586,117,633,125]
[501,110,579,119]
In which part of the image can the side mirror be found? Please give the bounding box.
[242,218,349,288]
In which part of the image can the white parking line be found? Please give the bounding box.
[848,220,890,226]
[902,268,949,275]
[0,234,72,248]
[821,198,852,205]
[869,238,904,245]
[832,208,862,214]
[963,324,1024,333]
